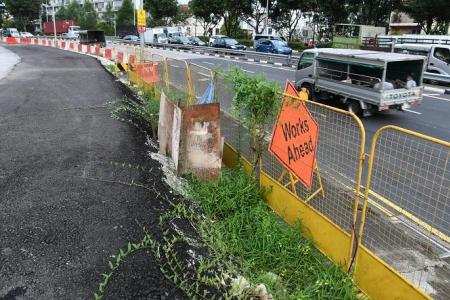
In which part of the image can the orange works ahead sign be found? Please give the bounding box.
[269,81,319,189]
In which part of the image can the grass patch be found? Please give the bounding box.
[187,167,360,299]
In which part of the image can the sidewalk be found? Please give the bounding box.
[0,46,20,81]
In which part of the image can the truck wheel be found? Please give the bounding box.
[347,100,362,116]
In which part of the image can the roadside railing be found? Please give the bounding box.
[115,39,300,67]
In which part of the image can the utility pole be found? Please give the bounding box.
[265,0,269,35]
[137,0,144,49]
[52,4,57,40]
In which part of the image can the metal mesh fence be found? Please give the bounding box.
[166,58,188,95]
[216,74,255,163]
[359,127,450,299]
[261,94,365,234]
[189,63,214,100]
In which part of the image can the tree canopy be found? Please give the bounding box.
[77,0,97,30]
[4,0,43,31]
[145,0,178,27]
[404,0,450,34]
[189,0,221,35]
[116,0,134,27]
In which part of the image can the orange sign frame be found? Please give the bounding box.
[269,81,319,190]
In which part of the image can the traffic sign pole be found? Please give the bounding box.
[136,1,145,51]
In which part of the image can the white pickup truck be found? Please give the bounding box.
[62,26,81,39]
[295,48,426,117]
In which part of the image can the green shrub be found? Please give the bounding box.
[288,41,307,52]
[225,67,281,174]
[96,22,114,36]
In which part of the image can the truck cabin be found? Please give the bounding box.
[315,50,425,91]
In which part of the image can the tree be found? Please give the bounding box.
[103,1,115,24]
[4,0,43,31]
[145,0,178,27]
[97,0,115,35]
[272,0,312,41]
[56,6,67,20]
[78,0,97,30]
[116,0,133,27]
[172,5,192,26]
[217,0,252,37]
[57,0,82,21]
[189,0,222,36]
[243,0,271,35]
[347,0,403,27]
[405,0,450,34]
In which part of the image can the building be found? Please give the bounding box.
[388,12,421,35]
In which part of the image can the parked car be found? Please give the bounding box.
[168,36,193,45]
[188,36,206,46]
[208,35,228,46]
[255,39,292,55]
[212,37,246,50]
[123,35,139,42]
[20,32,34,38]
[3,28,20,38]
[253,34,286,48]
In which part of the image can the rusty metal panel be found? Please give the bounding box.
[158,91,175,156]
[177,103,222,180]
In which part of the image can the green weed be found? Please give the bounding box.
[187,168,361,300]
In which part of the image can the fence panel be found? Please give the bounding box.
[356,126,450,300]
[260,95,365,265]
[215,74,256,163]
[189,63,214,100]
[165,58,189,96]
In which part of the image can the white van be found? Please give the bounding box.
[394,44,450,83]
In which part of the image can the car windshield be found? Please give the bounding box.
[224,38,238,45]
[193,37,201,42]
[273,40,287,47]
[180,37,190,42]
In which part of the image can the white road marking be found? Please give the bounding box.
[425,95,450,102]
[404,109,422,115]
[212,57,295,72]
[423,93,440,96]
[202,62,215,66]
[243,69,255,74]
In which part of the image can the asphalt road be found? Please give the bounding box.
[0,45,186,299]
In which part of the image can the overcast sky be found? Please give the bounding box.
[178,0,189,4]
